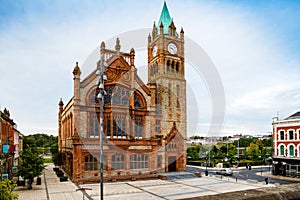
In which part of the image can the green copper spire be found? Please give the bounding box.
[157,1,172,34]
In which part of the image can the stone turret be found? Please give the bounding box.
[58,98,64,151]
[115,38,121,55]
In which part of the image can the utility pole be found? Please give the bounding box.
[237,138,239,158]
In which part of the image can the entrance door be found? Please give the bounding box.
[168,156,177,172]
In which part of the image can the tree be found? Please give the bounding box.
[18,145,45,189]
[187,145,202,160]
[0,180,18,200]
[247,143,260,160]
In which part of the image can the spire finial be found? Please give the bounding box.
[73,62,81,75]
[115,37,121,53]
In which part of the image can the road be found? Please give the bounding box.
[187,165,299,185]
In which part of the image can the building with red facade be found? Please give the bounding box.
[0,108,23,180]
[58,2,187,184]
[272,111,300,177]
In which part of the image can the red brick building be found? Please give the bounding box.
[0,108,23,180]
[272,111,300,177]
[58,2,187,183]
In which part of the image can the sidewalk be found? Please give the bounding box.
[258,171,300,182]
[14,164,275,200]
[14,163,86,200]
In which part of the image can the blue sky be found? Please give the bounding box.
[0,0,300,136]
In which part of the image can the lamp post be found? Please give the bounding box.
[96,57,108,200]
[205,155,208,176]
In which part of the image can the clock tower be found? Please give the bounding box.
[148,2,186,143]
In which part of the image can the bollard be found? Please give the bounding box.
[236,177,237,182]
[221,176,222,180]
[265,177,268,185]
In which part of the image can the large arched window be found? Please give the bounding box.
[112,86,129,105]
[134,93,142,108]
[112,154,125,170]
[290,145,295,156]
[280,145,285,156]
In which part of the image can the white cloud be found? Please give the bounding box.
[0,1,300,136]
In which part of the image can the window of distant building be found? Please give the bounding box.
[289,130,294,140]
[112,154,125,170]
[279,131,285,140]
[290,145,295,156]
[130,154,148,169]
[85,154,99,171]
[280,145,285,156]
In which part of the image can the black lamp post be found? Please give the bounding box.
[96,57,108,200]
[205,155,208,176]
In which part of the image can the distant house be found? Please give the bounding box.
[272,111,300,177]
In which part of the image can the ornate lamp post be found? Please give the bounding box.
[96,57,108,200]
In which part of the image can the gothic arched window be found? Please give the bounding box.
[89,112,99,138]
[112,154,125,170]
[171,61,175,72]
[130,154,148,169]
[134,115,143,138]
[134,93,142,107]
[89,89,99,104]
[112,86,129,105]
[176,62,179,72]
[113,114,126,138]
[167,60,170,72]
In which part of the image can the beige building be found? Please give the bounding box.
[58,2,187,183]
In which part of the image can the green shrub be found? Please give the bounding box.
[43,158,52,163]
[0,180,18,200]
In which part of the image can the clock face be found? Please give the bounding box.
[168,42,177,54]
[152,45,158,57]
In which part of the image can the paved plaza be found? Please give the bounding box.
[14,164,276,200]
[84,176,274,200]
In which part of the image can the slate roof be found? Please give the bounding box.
[285,111,300,120]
